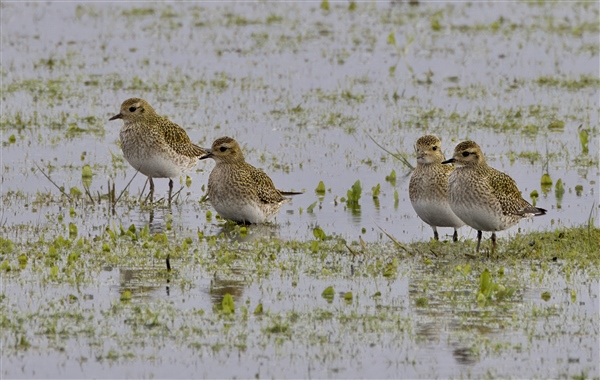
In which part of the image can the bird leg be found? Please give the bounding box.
[433,227,439,241]
[145,178,155,204]
[168,179,174,206]
[476,230,482,253]
[453,229,458,242]
[491,232,497,259]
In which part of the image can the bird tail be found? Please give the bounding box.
[520,206,547,216]
[278,190,303,196]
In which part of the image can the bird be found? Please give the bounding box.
[409,135,464,242]
[441,140,546,255]
[200,136,295,224]
[109,98,206,204]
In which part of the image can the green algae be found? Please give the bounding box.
[1,1,598,377]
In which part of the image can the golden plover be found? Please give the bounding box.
[442,140,546,254]
[109,98,206,203]
[200,136,293,224]
[409,135,464,241]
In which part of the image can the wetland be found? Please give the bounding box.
[1,1,599,378]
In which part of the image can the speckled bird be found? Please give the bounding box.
[109,98,206,203]
[409,135,464,241]
[442,140,546,254]
[200,136,293,224]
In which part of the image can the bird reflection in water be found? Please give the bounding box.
[117,266,172,301]
[207,271,246,307]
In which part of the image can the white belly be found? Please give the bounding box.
[211,198,267,224]
[450,202,508,232]
[412,199,464,228]
[124,152,183,179]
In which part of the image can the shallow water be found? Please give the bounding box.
[2,249,598,379]
[2,1,598,243]
[1,1,599,379]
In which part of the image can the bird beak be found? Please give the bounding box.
[109,113,123,121]
[441,158,455,164]
[199,150,213,160]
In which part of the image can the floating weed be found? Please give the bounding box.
[0,260,11,272]
[343,292,353,304]
[340,89,365,103]
[446,84,488,99]
[476,269,516,306]
[307,201,317,213]
[0,237,15,254]
[122,8,155,17]
[313,227,327,241]
[547,120,565,132]
[430,10,443,31]
[382,258,397,278]
[577,125,589,154]
[221,294,235,315]
[321,286,335,302]
[514,151,543,165]
[535,74,600,90]
[415,297,428,307]
[68,223,78,239]
[371,184,380,199]
[555,179,565,208]
[530,190,539,206]
[540,173,552,195]
[264,315,291,337]
[315,181,326,195]
[456,263,472,279]
[345,180,362,207]
[81,165,93,186]
[385,169,397,185]
[225,14,261,27]
[541,291,551,302]
[265,13,283,24]
[387,30,396,46]
[120,290,132,302]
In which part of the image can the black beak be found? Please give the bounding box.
[199,150,213,160]
[109,113,122,121]
[441,158,455,164]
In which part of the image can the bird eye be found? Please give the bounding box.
[432,146,437,151]
[219,146,227,152]
[462,152,470,157]
[128,106,136,112]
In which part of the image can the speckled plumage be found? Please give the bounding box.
[409,135,464,241]
[442,140,546,254]
[200,136,290,224]
[109,98,206,202]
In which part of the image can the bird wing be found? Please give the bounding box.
[487,167,535,216]
[248,166,287,204]
[159,118,206,158]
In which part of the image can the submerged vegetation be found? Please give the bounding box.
[1,217,598,377]
[2,0,598,378]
